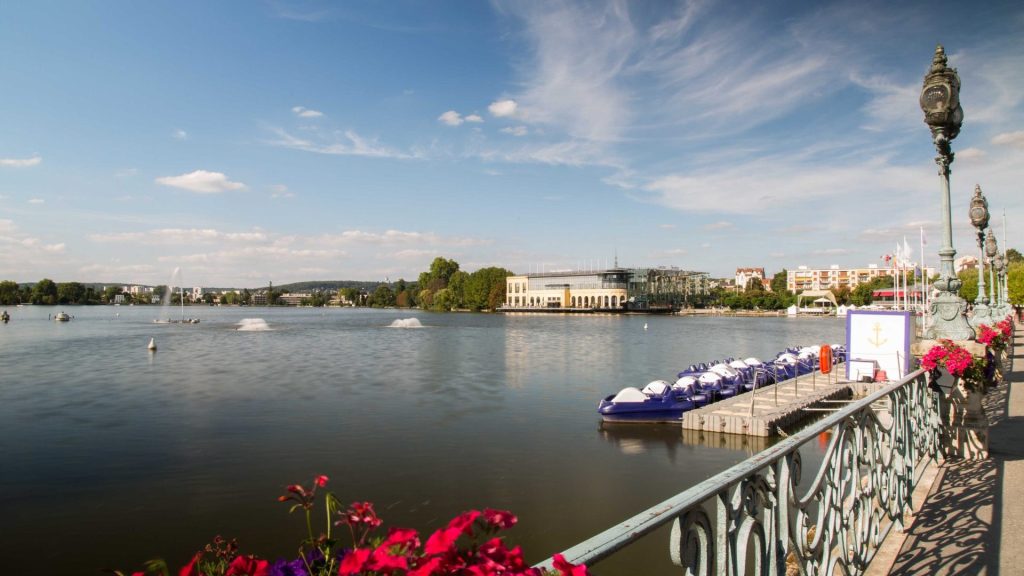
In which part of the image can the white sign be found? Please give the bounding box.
[846,311,912,381]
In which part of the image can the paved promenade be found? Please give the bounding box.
[885,325,1024,575]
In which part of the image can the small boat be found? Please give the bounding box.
[1,310,9,323]
[54,312,71,322]
[598,380,696,423]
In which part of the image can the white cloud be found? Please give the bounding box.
[465,114,483,123]
[28,198,44,204]
[114,168,139,178]
[292,106,324,118]
[91,228,268,245]
[992,131,1024,148]
[658,224,676,229]
[488,99,519,118]
[1,156,42,167]
[438,110,464,126]
[501,126,528,137]
[270,184,294,199]
[265,127,416,159]
[957,148,986,159]
[172,128,188,140]
[702,221,733,230]
[155,170,246,194]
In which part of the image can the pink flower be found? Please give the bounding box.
[315,475,329,488]
[447,510,482,536]
[552,553,591,576]
[179,553,202,576]
[369,544,410,572]
[482,508,518,530]
[406,557,444,576]
[424,526,462,555]
[382,527,420,549]
[338,548,372,575]
[226,555,270,576]
[340,501,383,529]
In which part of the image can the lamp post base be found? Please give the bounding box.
[925,291,975,340]
[969,303,993,329]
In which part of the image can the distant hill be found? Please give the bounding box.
[273,280,391,293]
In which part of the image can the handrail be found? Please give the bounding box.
[535,368,940,574]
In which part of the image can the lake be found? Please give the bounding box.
[0,305,844,574]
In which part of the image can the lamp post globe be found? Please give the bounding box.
[968,185,992,327]
[985,230,998,307]
[920,45,974,340]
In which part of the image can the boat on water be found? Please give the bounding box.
[598,344,846,423]
[597,380,696,423]
[1,310,9,323]
[54,312,71,322]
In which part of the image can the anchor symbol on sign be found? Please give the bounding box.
[868,322,888,348]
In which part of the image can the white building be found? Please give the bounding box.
[191,286,203,302]
[786,264,935,293]
[505,269,629,309]
[735,267,765,291]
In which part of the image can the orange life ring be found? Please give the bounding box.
[819,344,833,374]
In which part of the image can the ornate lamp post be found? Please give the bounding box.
[920,45,973,340]
[993,254,1008,318]
[968,184,991,327]
[985,230,998,307]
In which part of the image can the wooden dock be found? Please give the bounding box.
[681,371,854,437]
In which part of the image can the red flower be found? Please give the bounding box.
[339,501,383,529]
[406,557,444,576]
[482,508,518,530]
[447,510,482,536]
[424,526,462,555]
[552,553,591,576]
[226,555,270,576]
[338,548,372,575]
[369,544,410,572]
[315,475,329,488]
[179,553,202,576]
[382,527,420,549]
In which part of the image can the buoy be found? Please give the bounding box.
[148,337,157,351]
[644,323,648,331]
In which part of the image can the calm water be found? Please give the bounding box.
[0,306,844,574]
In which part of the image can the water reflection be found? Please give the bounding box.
[598,423,771,459]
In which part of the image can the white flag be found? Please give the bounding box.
[903,237,913,265]
[920,226,928,246]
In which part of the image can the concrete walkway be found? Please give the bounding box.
[887,326,1024,575]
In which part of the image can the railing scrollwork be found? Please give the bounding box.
[538,370,942,575]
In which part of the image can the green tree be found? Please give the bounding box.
[0,280,21,305]
[339,287,360,306]
[57,282,86,304]
[369,285,396,308]
[744,277,765,293]
[203,292,216,304]
[833,286,851,306]
[447,271,469,309]
[1007,248,1023,265]
[464,267,512,311]
[103,285,124,304]
[432,288,453,311]
[1009,261,1023,305]
[957,268,979,303]
[32,278,58,305]
[771,270,788,293]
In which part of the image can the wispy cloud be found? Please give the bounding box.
[1,156,42,167]
[992,131,1024,148]
[500,126,528,137]
[292,106,324,118]
[91,228,268,244]
[172,128,188,140]
[155,170,246,194]
[265,127,416,159]
[28,198,45,204]
[270,184,294,199]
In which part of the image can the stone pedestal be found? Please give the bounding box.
[913,339,990,460]
[940,379,989,459]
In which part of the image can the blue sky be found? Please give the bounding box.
[1,0,1022,287]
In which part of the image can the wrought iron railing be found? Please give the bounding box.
[536,369,942,575]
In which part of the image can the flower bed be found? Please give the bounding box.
[112,476,588,576]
